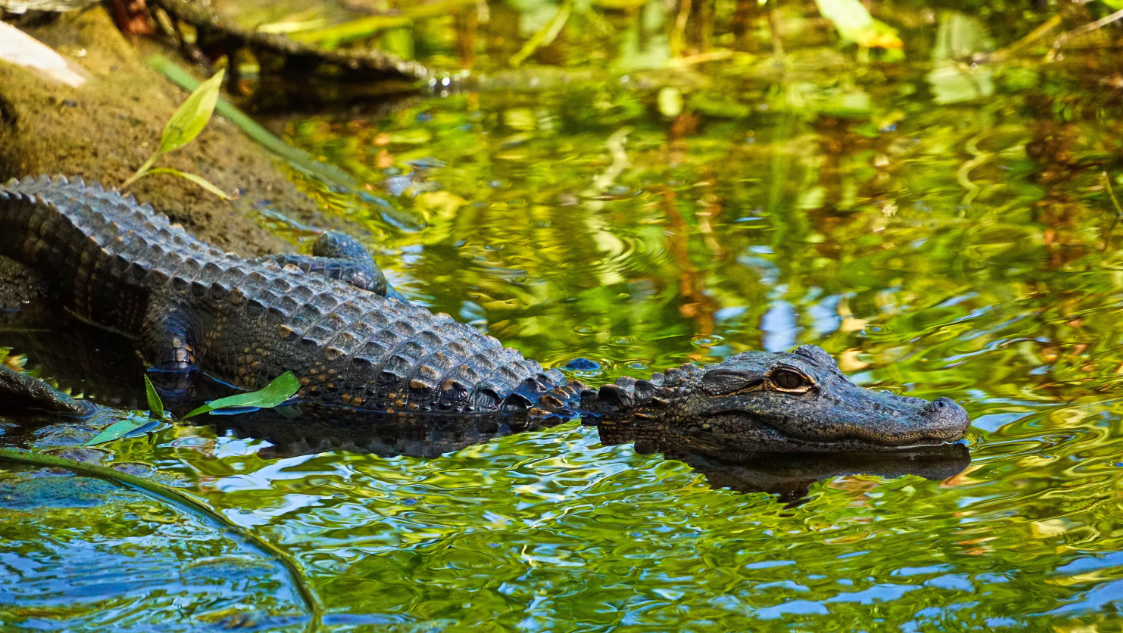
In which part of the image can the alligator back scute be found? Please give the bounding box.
[0,176,570,416]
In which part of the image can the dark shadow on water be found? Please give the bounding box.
[661,445,971,506]
[594,413,972,503]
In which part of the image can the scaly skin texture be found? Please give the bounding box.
[0,176,972,452]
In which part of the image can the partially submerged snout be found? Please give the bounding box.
[759,389,972,450]
[919,397,972,441]
[581,344,972,454]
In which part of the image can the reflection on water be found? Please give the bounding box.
[0,465,306,630]
[5,0,1123,628]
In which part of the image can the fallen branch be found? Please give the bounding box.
[1061,6,1123,40]
[146,0,429,83]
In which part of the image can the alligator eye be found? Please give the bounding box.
[771,369,808,390]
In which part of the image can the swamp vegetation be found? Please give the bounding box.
[2,0,1123,629]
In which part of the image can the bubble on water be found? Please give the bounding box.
[692,335,725,347]
[565,358,601,371]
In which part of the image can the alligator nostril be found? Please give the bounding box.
[921,397,957,417]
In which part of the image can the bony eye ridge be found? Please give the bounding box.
[770,368,809,391]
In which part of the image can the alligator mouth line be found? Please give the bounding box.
[709,412,969,451]
[774,432,964,451]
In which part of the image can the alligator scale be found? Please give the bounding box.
[0,176,971,453]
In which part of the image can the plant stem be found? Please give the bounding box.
[509,0,572,67]
[1105,172,1122,217]
[145,54,358,191]
[0,447,325,627]
[122,153,161,189]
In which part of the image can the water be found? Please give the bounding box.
[5,1,1123,630]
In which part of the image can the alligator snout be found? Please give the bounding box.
[917,397,971,441]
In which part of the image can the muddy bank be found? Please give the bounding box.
[0,6,325,256]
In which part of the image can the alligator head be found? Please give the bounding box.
[583,345,971,456]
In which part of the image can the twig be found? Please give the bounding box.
[1101,172,1122,251]
[509,0,572,67]
[974,14,1063,63]
[767,7,784,62]
[1051,6,1123,62]
[1062,7,1123,40]
[0,447,325,628]
[671,0,691,57]
[1106,172,1123,217]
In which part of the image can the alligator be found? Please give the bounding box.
[0,175,972,454]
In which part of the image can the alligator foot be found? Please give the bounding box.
[263,231,391,296]
[141,302,198,372]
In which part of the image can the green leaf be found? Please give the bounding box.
[814,0,902,49]
[146,168,231,199]
[144,374,165,419]
[158,68,225,156]
[930,12,994,62]
[182,371,301,420]
[658,87,683,118]
[85,418,149,446]
[814,0,873,35]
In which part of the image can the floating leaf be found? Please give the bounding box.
[85,418,156,446]
[182,371,301,420]
[144,374,165,420]
[814,0,902,49]
[158,68,225,156]
[815,0,873,35]
[146,168,231,199]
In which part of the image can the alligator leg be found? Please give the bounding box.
[263,232,392,296]
[141,301,198,373]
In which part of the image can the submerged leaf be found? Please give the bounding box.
[85,418,156,446]
[159,68,225,155]
[182,371,301,420]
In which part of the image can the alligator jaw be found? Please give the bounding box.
[751,394,973,450]
[711,413,969,452]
